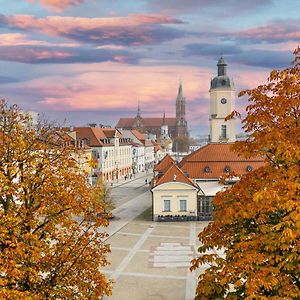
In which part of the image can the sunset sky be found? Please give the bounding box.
[0,0,299,136]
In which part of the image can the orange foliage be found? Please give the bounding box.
[0,101,112,299]
[191,47,300,299]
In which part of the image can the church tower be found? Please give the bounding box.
[161,112,168,136]
[175,82,188,138]
[158,112,172,152]
[209,57,236,143]
[135,101,142,129]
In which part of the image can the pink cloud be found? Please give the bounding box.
[18,63,267,113]
[3,13,182,30]
[0,46,73,63]
[24,63,209,113]
[0,14,184,46]
[27,0,86,11]
[34,65,269,130]
[0,33,79,47]
[232,20,300,43]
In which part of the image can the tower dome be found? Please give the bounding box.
[210,56,234,90]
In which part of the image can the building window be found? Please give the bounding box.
[179,200,187,212]
[224,165,230,173]
[204,166,210,173]
[163,200,171,212]
[221,125,227,138]
[198,196,213,221]
[82,138,89,145]
[246,165,253,172]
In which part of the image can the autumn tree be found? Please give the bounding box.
[191,47,300,299]
[93,178,115,217]
[0,100,112,299]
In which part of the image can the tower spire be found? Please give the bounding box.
[137,101,141,118]
[217,56,227,76]
[162,111,166,125]
[178,80,183,98]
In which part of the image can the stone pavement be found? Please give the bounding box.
[102,210,211,300]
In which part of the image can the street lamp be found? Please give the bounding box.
[115,160,119,183]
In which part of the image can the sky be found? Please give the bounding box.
[0,0,299,137]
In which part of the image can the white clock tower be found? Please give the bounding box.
[209,57,236,143]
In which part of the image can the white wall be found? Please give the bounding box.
[152,182,198,221]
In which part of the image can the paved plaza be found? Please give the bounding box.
[99,173,212,300]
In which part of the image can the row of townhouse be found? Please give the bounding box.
[65,127,164,183]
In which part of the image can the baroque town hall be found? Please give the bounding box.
[116,82,189,152]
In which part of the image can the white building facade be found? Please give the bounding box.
[74,127,132,182]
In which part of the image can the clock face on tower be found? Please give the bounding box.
[220,98,227,104]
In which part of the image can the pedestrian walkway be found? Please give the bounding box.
[110,170,153,189]
[103,216,210,300]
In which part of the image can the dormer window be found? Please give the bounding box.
[82,138,89,145]
[224,166,230,173]
[246,165,253,172]
[204,166,210,173]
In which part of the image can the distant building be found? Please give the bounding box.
[121,129,155,172]
[157,112,173,152]
[71,127,132,182]
[21,110,39,126]
[116,82,189,152]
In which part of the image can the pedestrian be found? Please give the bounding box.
[145,179,148,185]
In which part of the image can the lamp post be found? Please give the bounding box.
[115,160,119,183]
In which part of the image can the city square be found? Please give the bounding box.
[103,174,210,300]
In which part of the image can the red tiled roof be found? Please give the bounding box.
[153,154,175,172]
[73,127,129,147]
[142,117,176,127]
[131,129,145,142]
[116,117,176,128]
[152,140,162,152]
[74,127,104,146]
[154,163,197,188]
[180,143,265,179]
[116,118,136,128]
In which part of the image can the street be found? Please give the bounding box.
[104,172,153,238]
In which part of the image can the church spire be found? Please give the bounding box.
[162,111,166,125]
[178,80,183,98]
[137,101,141,118]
